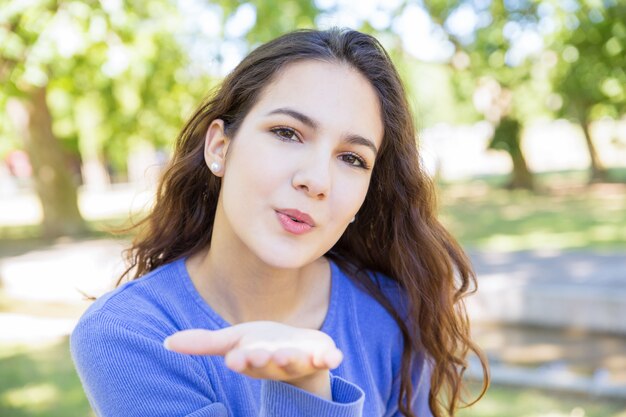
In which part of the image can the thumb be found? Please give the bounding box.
[164,327,240,356]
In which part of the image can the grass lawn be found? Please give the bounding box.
[459,383,626,417]
[0,339,625,417]
[438,175,626,252]
[0,339,94,417]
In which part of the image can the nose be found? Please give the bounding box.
[292,154,331,200]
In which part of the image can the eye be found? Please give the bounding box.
[340,152,369,169]
[270,127,300,142]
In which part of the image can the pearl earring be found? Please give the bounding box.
[210,162,221,173]
[350,216,356,223]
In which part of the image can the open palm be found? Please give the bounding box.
[164,321,343,383]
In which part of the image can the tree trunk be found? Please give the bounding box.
[8,86,87,238]
[580,120,608,183]
[489,117,535,191]
[508,144,534,190]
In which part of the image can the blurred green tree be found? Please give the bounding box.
[1,1,88,237]
[547,0,626,183]
[426,0,541,190]
[0,0,212,237]
[218,0,318,43]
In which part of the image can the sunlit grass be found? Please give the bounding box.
[2,383,59,411]
[0,215,138,242]
[0,339,95,417]
[459,383,626,417]
[438,175,626,251]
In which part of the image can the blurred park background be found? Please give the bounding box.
[1,0,626,415]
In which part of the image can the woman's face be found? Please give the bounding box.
[213,60,384,269]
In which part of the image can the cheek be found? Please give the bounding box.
[333,175,370,219]
[222,138,288,201]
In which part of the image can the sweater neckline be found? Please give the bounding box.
[176,257,340,334]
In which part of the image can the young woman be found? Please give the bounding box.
[71,28,488,416]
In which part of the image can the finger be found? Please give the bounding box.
[272,348,296,367]
[277,349,312,376]
[323,348,343,369]
[224,349,247,372]
[311,350,326,369]
[312,348,341,369]
[164,328,240,355]
[247,349,271,368]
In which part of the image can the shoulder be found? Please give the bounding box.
[69,261,220,416]
[75,258,191,339]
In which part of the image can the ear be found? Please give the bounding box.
[204,119,231,177]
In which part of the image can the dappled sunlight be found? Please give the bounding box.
[604,354,626,383]
[590,225,626,242]
[0,339,64,360]
[77,184,153,221]
[500,205,528,221]
[481,231,590,252]
[0,239,126,303]
[1,383,59,411]
[0,193,42,228]
[526,408,586,417]
[0,314,76,343]
[458,384,626,417]
[0,337,95,416]
[0,184,152,228]
[467,324,626,396]
[440,180,626,252]
[500,343,565,365]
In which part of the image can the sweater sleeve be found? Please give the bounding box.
[71,311,365,417]
[70,311,226,416]
[261,375,364,417]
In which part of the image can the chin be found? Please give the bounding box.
[252,242,322,270]
[258,252,313,270]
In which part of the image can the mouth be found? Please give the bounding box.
[275,208,315,227]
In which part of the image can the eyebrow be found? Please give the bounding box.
[266,107,378,156]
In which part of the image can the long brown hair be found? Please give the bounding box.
[119,28,489,416]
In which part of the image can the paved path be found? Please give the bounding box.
[467,249,626,334]
[470,249,626,288]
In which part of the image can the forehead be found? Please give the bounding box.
[248,60,384,147]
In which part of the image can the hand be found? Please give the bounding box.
[164,321,343,397]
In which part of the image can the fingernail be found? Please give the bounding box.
[163,337,172,350]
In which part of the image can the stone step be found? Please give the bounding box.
[467,250,626,334]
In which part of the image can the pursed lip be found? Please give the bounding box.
[275,208,316,227]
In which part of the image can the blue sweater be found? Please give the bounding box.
[71,257,433,416]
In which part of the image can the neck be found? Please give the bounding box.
[185,209,331,329]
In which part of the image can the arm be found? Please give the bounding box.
[70,312,226,417]
[71,314,364,417]
[166,322,365,417]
